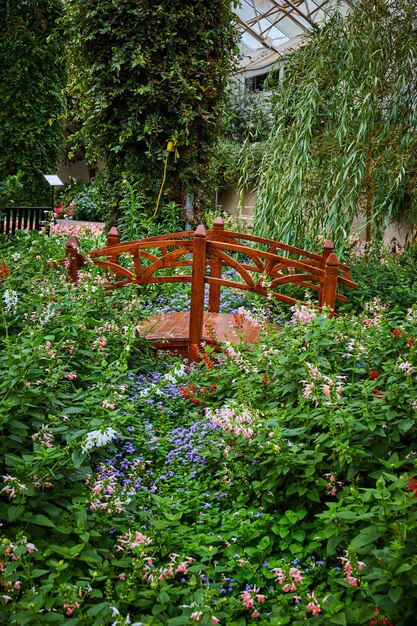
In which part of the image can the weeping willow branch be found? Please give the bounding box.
[254,0,417,256]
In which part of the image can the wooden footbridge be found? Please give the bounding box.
[62,218,356,360]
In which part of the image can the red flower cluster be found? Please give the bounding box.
[369,607,394,626]
[189,343,213,369]
[233,312,244,330]
[179,382,216,405]
[372,389,384,398]
[393,328,414,347]
[369,370,380,380]
[407,476,417,495]
[0,264,9,279]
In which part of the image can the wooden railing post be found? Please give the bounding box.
[65,235,84,282]
[208,216,224,313]
[319,240,334,307]
[188,225,207,362]
[322,252,339,316]
[107,226,120,247]
[107,227,121,265]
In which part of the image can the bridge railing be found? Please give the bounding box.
[59,217,356,351]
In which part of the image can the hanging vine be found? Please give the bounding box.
[0,0,66,205]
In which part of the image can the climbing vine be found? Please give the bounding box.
[0,0,66,205]
[62,0,239,216]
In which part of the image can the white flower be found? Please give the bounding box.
[164,364,187,384]
[2,289,18,313]
[82,428,119,453]
[37,303,56,327]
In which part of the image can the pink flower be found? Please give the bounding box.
[211,618,220,625]
[306,601,321,616]
[191,611,202,621]
[26,543,37,553]
[251,610,260,618]
[102,400,116,409]
[399,362,414,374]
[272,567,285,584]
[290,567,303,583]
[242,591,254,609]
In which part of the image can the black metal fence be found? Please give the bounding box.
[0,206,53,235]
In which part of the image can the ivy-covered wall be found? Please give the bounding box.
[63,0,238,215]
[0,0,66,205]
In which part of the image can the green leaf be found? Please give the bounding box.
[8,504,25,522]
[167,617,191,626]
[159,590,170,604]
[31,569,50,577]
[72,449,85,469]
[28,514,55,528]
[399,418,414,433]
[350,526,381,551]
[329,613,347,625]
[388,586,402,604]
[326,534,342,555]
[396,563,412,574]
[292,530,305,542]
[86,602,110,616]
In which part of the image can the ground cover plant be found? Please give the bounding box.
[0,230,417,625]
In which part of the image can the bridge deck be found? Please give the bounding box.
[140,311,268,356]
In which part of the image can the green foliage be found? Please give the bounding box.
[206,81,273,209]
[1,230,417,623]
[0,1,66,206]
[255,0,417,254]
[116,180,183,240]
[340,241,417,315]
[62,0,239,215]
[0,173,24,207]
[56,180,105,222]
[0,229,153,623]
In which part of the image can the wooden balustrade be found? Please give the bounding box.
[58,218,356,360]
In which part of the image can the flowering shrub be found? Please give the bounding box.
[54,201,76,220]
[0,230,417,623]
[48,221,105,238]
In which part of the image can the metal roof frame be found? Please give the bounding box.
[235,0,352,72]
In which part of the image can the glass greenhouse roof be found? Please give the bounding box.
[234,0,352,73]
